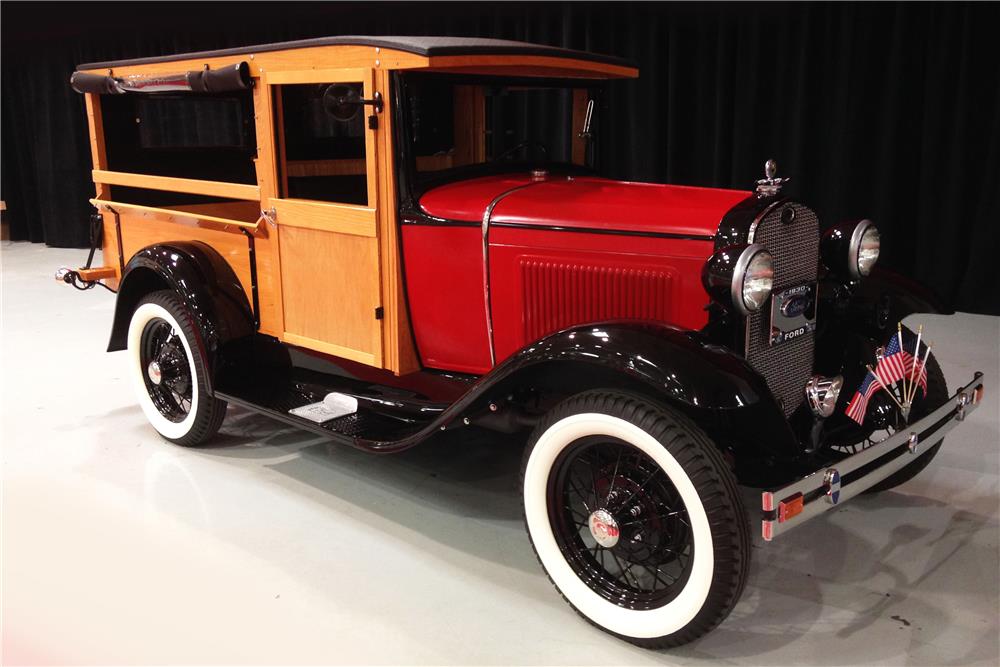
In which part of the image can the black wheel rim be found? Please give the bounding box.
[547,436,694,611]
[139,318,193,422]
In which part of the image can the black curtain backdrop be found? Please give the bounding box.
[2,1,998,313]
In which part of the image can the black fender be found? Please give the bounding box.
[384,322,801,468]
[848,266,954,337]
[107,242,255,393]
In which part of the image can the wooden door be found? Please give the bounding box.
[266,68,383,367]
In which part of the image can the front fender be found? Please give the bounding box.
[454,322,800,463]
[850,266,953,336]
[107,242,254,391]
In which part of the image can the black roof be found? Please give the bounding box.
[77,35,635,71]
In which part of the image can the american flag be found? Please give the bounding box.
[875,330,927,394]
[877,331,929,392]
[844,329,930,424]
[845,370,881,424]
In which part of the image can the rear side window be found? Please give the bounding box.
[134,96,251,150]
[102,91,257,186]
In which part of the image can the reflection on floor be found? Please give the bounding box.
[3,242,998,665]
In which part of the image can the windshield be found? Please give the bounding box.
[399,73,603,193]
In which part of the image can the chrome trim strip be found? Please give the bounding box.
[744,198,785,358]
[847,218,876,279]
[730,244,770,316]
[481,182,545,367]
[746,198,785,244]
[761,372,985,541]
[491,221,715,241]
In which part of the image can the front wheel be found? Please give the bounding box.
[520,391,750,648]
[126,290,226,446]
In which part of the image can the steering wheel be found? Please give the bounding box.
[495,140,549,162]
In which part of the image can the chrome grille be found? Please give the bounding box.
[745,202,819,416]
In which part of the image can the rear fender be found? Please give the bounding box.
[107,242,254,392]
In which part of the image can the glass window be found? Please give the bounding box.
[277,83,369,206]
[102,91,257,186]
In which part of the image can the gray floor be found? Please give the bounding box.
[2,241,998,666]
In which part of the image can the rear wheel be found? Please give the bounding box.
[521,390,750,648]
[127,290,226,446]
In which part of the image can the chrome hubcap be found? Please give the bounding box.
[147,360,162,385]
[588,508,620,548]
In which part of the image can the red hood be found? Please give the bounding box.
[418,173,752,238]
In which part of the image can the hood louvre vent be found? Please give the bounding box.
[520,259,675,343]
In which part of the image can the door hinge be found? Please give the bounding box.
[374,306,384,320]
[368,114,378,130]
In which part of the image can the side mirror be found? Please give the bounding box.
[322,84,382,122]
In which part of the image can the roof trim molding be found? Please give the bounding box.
[77,35,636,71]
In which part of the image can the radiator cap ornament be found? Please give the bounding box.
[756,158,790,197]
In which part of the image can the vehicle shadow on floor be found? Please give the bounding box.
[198,406,999,663]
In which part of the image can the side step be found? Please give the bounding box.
[217,389,423,444]
[214,370,447,446]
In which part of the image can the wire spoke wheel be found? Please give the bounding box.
[548,436,694,611]
[522,391,750,647]
[139,318,193,423]
[127,291,227,446]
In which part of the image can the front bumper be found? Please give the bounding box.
[761,371,986,541]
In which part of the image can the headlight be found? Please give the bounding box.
[821,218,880,280]
[702,244,773,315]
[736,246,774,313]
[853,222,880,277]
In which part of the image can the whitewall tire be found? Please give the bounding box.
[126,291,226,446]
[520,390,750,648]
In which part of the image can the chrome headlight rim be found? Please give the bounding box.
[730,243,773,316]
[848,218,879,279]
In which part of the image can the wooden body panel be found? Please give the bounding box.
[374,68,420,374]
[271,199,377,237]
[117,209,255,303]
[453,86,486,166]
[84,94,108,200]
[172,201,260,222]
[278,225,382,366]
[249,78,284,336]
[91,199,285,338]
[92,170,261,201]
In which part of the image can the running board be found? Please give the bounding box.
[213,363,448,447]
[216,387,430,446]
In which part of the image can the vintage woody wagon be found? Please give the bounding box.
[64,36,985,647]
